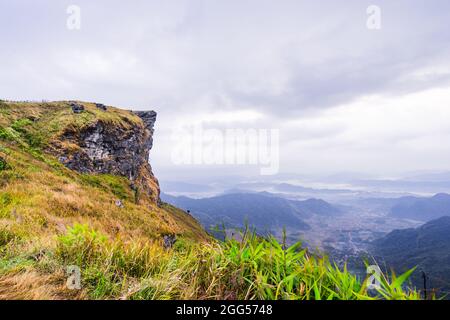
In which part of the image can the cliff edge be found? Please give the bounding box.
[51,103,160,203]
[0,100,208,243]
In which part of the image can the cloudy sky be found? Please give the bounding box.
[1,0,450,181]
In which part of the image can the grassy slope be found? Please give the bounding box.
[0,101,210,298]
[0,101,422,300]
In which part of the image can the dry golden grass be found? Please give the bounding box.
[0,270,86,300]
[0,101,210,299]
[0,142,209,243]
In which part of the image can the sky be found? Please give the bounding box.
[1,0,450,182]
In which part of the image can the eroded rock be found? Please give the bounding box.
[163,234,177,250]
[52,109,160,203]
[95,103,107,111]
[70,102,84,114]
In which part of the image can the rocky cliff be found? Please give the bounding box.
[51,103,160,203]
[0,100,209,243]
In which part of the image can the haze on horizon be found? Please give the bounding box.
[1,0,450,182]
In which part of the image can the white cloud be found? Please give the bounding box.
[281,86,450,175]
[1,0,450,179]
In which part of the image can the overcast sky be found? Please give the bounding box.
[1,0,450,181]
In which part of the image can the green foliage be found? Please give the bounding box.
[12,119,43,148]
[11,118,33,132]
[52,223,421,300]
[0,228,19,247]
[369,265,422,300]
[0,156,9,171]
[0,192,12,206]
[0,127,20,141]
[56,224,108,268]
[0,118,43,149]
[80,174,130,200]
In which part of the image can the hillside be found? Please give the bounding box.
[0,100,210,298]
[371,216,450,295]
[161,192,340,235]
[0,100,208,239]
[0,101,422,300]
[389,193,450,221]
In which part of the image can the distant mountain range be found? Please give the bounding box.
[389,193,450,221]
[161,192,341,235]
[371,216,450,294]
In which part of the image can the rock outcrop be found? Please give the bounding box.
[70,102,85,114]
[53,104,160,203]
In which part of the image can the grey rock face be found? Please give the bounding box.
[95,103,107,111]
[54,109,160,202]
[60,121,149,180]
[134,111,157,150]
[134,111,157,130]
[163,234,177,250]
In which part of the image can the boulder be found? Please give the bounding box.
[163,234,177,249]
[70,102,84,114]
[95,103,107,111]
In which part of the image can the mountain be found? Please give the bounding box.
[0,100,209,242]
[162,192,342,235]
[273,183,349,194]
[291,198,342,217]
[371,216,450,294]
[389,193,450,221]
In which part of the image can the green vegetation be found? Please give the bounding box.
[0,156,8,171]
[0,223,422,300]
[0,101,142,152]
[0,228,19,248]
[80,174,130,201]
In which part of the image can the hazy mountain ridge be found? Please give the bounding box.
[371,216,450,294]
[389,193,450,221]
[161,192,343,236]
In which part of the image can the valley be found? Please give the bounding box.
[161,180,450,294]
[161,184,426,255]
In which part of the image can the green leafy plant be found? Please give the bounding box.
[0,156,9,171]
[52,223,422,300]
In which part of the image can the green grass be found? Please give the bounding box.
[0,127,21,142]
[0,156,8,171]
[42,223,423,300]
[0,101,142,151]
[79,174,131,201]
[0,228,19,248]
